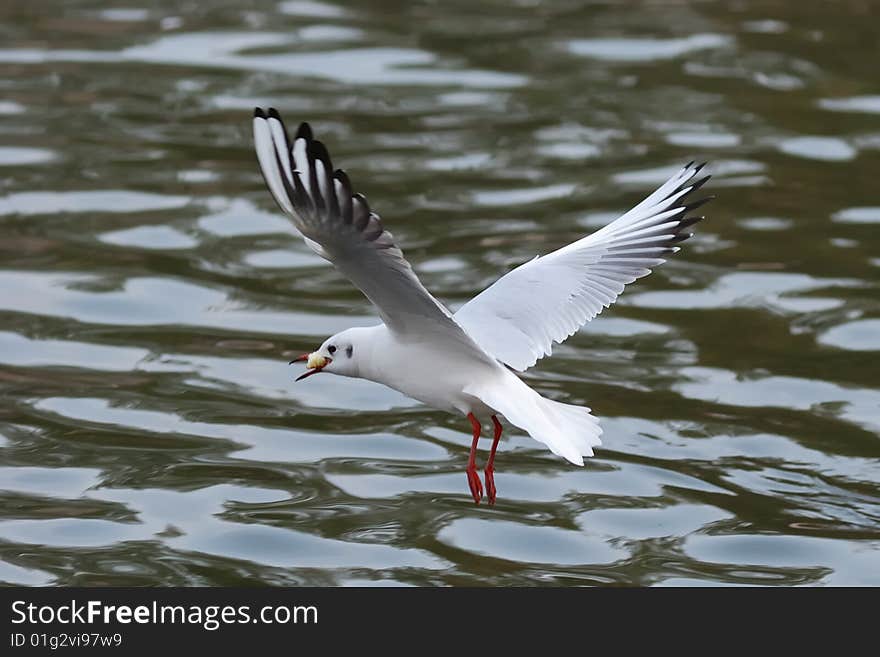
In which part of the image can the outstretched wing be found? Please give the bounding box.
[454,162,712,371]
[253,108,467,340]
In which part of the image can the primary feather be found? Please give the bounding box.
[254,108,476,344]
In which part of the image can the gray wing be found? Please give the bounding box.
[253,108,466,339]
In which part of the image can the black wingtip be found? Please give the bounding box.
[683,195,714,213]
[296,122,313,141]
[334,168,352,195]
[689,174,711,193]
[254,107,266,118]
[679,215,705,229]
[308,139,333,170]
[353,191,371,212]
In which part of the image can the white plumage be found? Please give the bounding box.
[252,108,711,504]
[456,164,708,371]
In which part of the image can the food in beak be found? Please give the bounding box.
[292,352,330,382]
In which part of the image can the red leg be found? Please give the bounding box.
[485,415,503,505]
[465,412,483,504]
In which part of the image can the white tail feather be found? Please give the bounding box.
[464,374,602,465]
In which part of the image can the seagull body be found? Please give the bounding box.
[252,108,711,504]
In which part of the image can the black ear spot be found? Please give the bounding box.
[346,345,353,358]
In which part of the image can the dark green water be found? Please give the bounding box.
[1,0,878,586]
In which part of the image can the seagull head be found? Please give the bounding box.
[289,328,367,381]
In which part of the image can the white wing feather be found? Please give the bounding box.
[454,163,711,371]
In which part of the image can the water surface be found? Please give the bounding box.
[1,0,878,586]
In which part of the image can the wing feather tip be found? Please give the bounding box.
[296,121,313,141]
[689,174,711,193]
[669,232,694,244]
[679,215,705,229]
[334,168,353,191]
[309,139,334,170]
[683,195,714,213]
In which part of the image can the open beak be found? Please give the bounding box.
[290,352,331,382]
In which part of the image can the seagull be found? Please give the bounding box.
[252,108,711,505]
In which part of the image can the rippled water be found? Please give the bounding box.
[1,1,878,586]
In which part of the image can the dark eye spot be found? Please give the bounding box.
[346,345,353,358]
[328,345,336,354]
